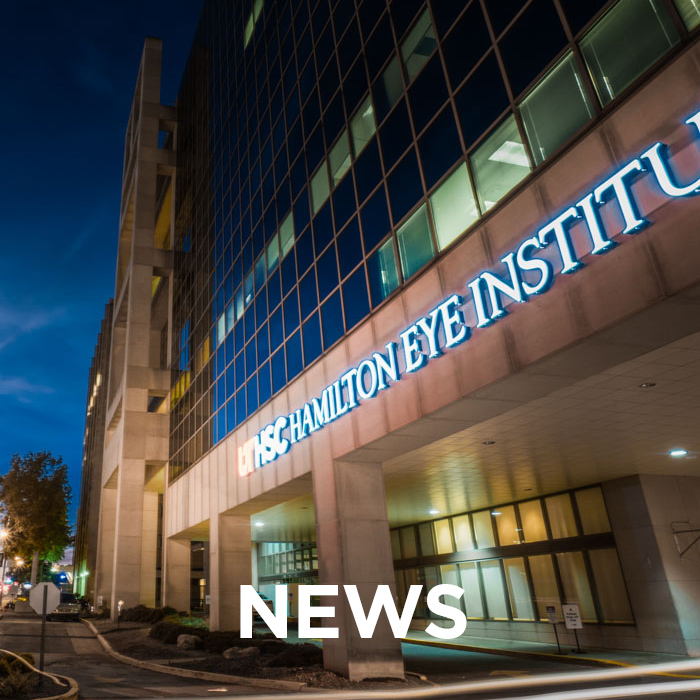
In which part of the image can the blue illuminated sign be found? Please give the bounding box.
[239,108,700,474]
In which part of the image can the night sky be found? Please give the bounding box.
[0,1,204,526]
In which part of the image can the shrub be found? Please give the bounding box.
[121,605,167,623]
[204,630,251,654]
[150,621,208,645]
[0,654,39,699]
[267,643,323,668]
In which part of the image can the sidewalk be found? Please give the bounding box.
[402,629,696,673]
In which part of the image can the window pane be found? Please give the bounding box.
[351,97,377,155]
[519,51,594,165]
[452,514,474,551]
[440,563,459,587]
[367,238,400,305]
[419,522,435,555]
[529,554,561,621]
[244,271,254,306]
[235,286,244,320]
[390,530,401,560]
[493,505,521,546]
[471,115,531,212]
[434,519,454,554]
[580,0,679,107]
[400,527,418,558]
[675,0,700,29]
[330,130,352,186]
[459,562,484,619]
[397,204,435,279]
[430,164,480,250]
[311,161,330,213]
[519,500,548,542]
[546,494,578,538]
[401,10,437,81]
[556,551,597,622]
[266,233,280,273]
[589,549,633,623]
[279,212,295,259]
[473,510,495,549]
[255,254,266,290]
[379,56,404,117]
[480,560,509,619]
[504,558,535,620]
[575,488,611,534]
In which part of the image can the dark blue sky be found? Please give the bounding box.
[0,1,204,526]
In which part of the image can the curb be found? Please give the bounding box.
[81,619,309,691]
[401,638,700,679]
[41,675,79,700]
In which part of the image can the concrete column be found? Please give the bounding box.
[313,460,404,681]
[163,538,190,613]
[139,491,159,607]
[604,475,700,655]
[209,513,251,631]
[95,487,117,607]
[110,459,146,615]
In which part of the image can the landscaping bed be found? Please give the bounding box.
[89,607,428,690]
[0,653,72,699]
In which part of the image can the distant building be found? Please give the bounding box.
[72,301,112,601]
[78,0,700,680]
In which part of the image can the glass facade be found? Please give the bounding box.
[169,0,694,481]
[391,486,634,625]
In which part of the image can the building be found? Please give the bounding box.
[73,301,113,601]
[82,0,700,681]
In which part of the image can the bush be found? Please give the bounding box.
[121,605,167,624]
[150,621,208,645]
[267,643,323,668]
[95,607,110,620]
[204,630,250,654]
[0,654,39,699]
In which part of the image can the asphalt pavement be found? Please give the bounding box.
[0,611,698,699]
[0,612,265,698]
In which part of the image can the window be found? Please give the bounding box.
[419,522,436,555]
[518,500,547,542]
[589,549,633,623]
[493,506,520,546]
[391,530,401,559]
[329,131,352,186]
[545,494,578,538]
[434,519,454,554]
[556,551,597,622]
[504,558,535,620]
[472,510,496,549]
[519,51,594,164]
[235,286,244,320]
[216,313,226,346]
[396,204,435,280]
[254,254,266,290]
[575,488,611,534]
[459,562,484,618]
[675,0,700,29]
[480,560,509,619]
[350,97,377,155]
[580,0,679,106]
[311,162,330,213]
[244,0,264,48]
[377,56,404,118]
[471,115,531,212]
[400,527,418,558]
[279,212,295,258]
[401,10,437,81]
[430,164,479,250]
[244,271,254,306]
[367,238,399,305]
[266,233,280,273]
[452,514,474,551]
[529,554,561,621]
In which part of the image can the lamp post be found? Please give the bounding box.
[0,531,8,609]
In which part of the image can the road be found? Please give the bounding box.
[0,612,265,698]
[0,612,698,699]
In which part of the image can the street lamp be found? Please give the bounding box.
[0,531,8,608]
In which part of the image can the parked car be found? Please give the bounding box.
[47,592,81,622]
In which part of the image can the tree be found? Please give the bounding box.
[0,452,72,582]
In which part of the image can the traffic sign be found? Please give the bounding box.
[29,582,60,615]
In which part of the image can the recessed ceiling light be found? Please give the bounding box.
[254,521,265,527]
[483,440,496,446]
[639,382,656,389]
[429,509,440,515]
[670,449,688,458]
[491,511,502,516]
